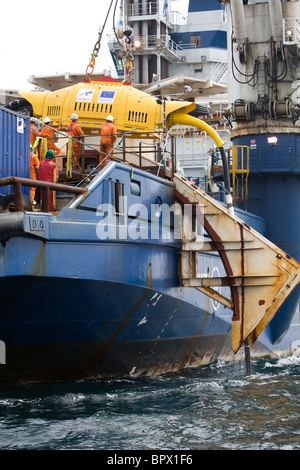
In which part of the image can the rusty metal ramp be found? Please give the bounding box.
[175,174,300,353]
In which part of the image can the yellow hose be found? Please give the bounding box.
[170,113,224,148]
[66,138,73,178]
[171,111,234,216]
[53,166,56,210]
[40,138,48,160]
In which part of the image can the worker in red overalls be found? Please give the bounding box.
[99,115,117,168]
[39,149,58,211]
[30,145,39,204]
[68,113,84,170]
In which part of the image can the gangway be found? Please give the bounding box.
[175,174,300,354]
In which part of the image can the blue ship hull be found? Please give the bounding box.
[0,276,232,384]
[0,162,299,386]
[0,274,296,386]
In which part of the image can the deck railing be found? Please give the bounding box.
[0,177,88,213]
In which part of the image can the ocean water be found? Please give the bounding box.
[0,352,299,452]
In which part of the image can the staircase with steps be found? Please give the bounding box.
[174,174,300,353]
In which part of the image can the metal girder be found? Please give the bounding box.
[196,286,234,310]
[175,174,300,353]
[181,275,278,287]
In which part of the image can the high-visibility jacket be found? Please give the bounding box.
[68,121,84,139]
[30,151,39,180]
[54,143,61,156]
[100,122,117,145]
[30,151,39,203]
[30,124,39,146]
[68,121,84,159]
[38,126,56,150]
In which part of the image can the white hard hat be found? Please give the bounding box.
[106,115,114,122]
[44,117,51,124]
[71,113,78,120]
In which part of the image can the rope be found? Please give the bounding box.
[40,138,48,160]
[53,166,57,209]
[35,122,139,185]
[66,138,74,178]
[75,129,138,187]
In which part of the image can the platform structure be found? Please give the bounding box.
[175,174,300,353]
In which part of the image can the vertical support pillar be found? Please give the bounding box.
[244,336,252,375]
[41,187,49,213]
[142,55,148,84]
[13,182,23,212]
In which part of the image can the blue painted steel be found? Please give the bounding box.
[269,284,300,344]
[188,0,223,12]
[0,161,298,386]
[232,134,300,261]
[0,105,30,197]
[232,133,300,344]
[236,134,300,175]
[0,278,229,345]
[171,31,227,50]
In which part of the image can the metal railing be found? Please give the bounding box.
[283,18,300,45]
[0,177,87,213]
[83,134,176,182]
[128,0,159,17]
[132,34,183,58]
[207,61,228,83]
[1,124,177,213]
[55,129,176,187]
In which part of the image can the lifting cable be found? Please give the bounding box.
[124,37,134,85]
[112,0,134,85]
[84,0,134,84]
[84,0,116,82]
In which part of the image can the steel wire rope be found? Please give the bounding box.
[227,1,256,83]
[112,0,134,83]
[231,33,259,85]
[85,0,116,81]
[227,1,258,85]
[264,43,288,83]
[112,0,123,49]
[75,129,139,187]
[35,122,118,180]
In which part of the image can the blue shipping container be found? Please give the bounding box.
[0,105,30,197]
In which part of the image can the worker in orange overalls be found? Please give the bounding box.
[30,145,40,204]
[53,143,61,156]
[99,115,117,167]
[39,149,58,211]
[68,113,84,170]
[38,117,61,159]
[30,118,39,147]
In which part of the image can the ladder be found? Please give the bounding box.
[257,56,267,98]
[230,145,250,211]
[207,61,228,83]
[175,174,300,353]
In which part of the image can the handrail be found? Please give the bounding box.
[0,177,88,213]
[31,125,176,192]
